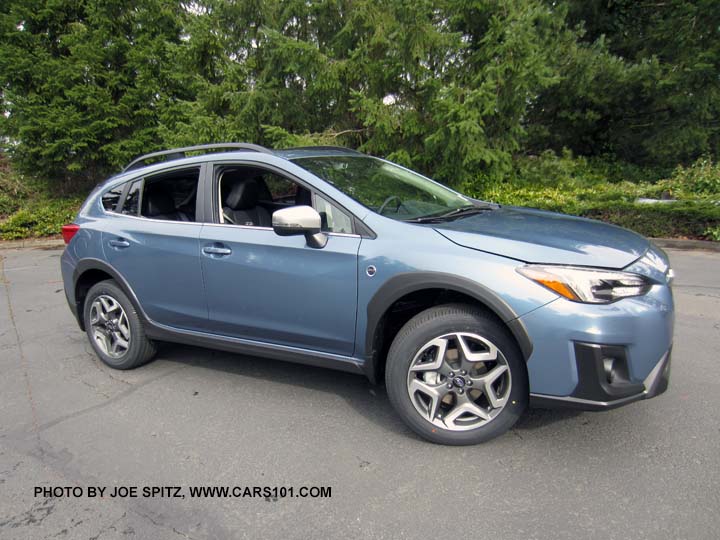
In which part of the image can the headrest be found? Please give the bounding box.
[145,186,176,216]
[226,179,259,210]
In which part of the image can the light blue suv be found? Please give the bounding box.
[61,143,674,445]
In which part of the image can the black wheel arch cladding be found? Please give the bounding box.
[363,272,533,382]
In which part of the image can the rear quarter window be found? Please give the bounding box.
[101,185,124,211]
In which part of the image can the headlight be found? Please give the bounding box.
[516,265,652,304]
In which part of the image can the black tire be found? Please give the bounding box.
[83,279,156,370]
[385,303,528,445]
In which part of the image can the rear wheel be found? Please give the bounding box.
[83,280,156,370]
[385,304,528,445]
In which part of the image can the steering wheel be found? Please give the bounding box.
[377,195,407,215]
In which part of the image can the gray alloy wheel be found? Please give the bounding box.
[406,332,511,431]
[385,303,527,445]
[84,280,157,370]
[89,295,131,359]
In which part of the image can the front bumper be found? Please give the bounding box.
[529,346,671,411]
[520,279,674,411]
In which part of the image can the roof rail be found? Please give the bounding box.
[281,145,364,154]
[123,143,273,172]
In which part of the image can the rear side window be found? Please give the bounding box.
[139,168,200,222]
[101,185,124,211]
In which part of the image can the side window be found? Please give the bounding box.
[140,168,200,222]
[218,167,295,226]
[101,184,124,211]
[313,194,354,234]
[119,180,142,216]
[263,175,298,203]
[216,165,354,234]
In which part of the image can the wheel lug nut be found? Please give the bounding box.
[458,389,464,394]
[461,370,467,375]
[447,383,453,389]
[448,372,454,377]
[467,380,473,386]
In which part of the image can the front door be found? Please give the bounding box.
[199,162,361,356]
[198,226,360,356]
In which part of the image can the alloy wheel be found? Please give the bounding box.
[89,294,131,358]
[406,332,512,431]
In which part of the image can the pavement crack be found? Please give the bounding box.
[1,254,41,443]
[36,366,187,433]
[0,460,23,485]
[0,498,56,529]
[88,354,134,386]
[88,511,126,540]
[80,379,112,399]
[132,509,199,540]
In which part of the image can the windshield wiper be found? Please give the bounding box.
[406,204,495,223]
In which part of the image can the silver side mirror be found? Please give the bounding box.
[272,205,327,249]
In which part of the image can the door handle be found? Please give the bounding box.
[108,238,130,248]
[202,245,232,256]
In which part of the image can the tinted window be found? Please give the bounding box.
[140,168,200,222]
[120,180,142,216]
[101,185,124,211]
[263,175,297,203]
[216,165,355,233]
[314,194,353,234]
[293,156,473,221]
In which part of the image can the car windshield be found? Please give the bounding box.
[292,155,476,221]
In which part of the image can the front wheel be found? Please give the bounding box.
[385,304,528,445]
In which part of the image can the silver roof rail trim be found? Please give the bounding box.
[123,143,273,172]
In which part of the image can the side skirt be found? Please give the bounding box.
[144,320,367,376]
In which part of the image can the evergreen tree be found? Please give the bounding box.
[531,0,720,168]
[0,0,717,184]
[0,0,194,181]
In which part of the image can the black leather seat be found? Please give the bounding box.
[223,179,272,227]
[144,186,190,221]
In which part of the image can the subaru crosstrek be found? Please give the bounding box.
[61,143,674,445]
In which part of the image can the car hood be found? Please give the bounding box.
[431,206,649,268]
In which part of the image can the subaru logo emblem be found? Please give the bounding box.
[453,377,466,388]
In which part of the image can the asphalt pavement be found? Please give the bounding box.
[1,246,718,540]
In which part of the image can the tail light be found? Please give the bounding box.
[61,223,80,245]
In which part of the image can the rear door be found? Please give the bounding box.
[101,165,207,331]
[198,162,361,356]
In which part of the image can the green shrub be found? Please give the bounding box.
[658,157,720,198]
[581,202,720,240]
[0,198,82,240]
[705,226,720,242]
[0,162,28,217]
[454,151,720,240]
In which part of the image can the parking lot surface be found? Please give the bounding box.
[1,246,719,539]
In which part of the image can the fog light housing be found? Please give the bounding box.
[601,355,630,385]
[573,343,642,401]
